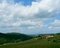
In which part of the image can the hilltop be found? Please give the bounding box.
[0,33,32,44]
[0,33,60,48]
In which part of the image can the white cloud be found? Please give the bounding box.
[11,20,44,29]
[0,0,59,19]
[48,20,60,29]
[0,0,60,34]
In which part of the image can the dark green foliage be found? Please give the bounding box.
[0,33,60,48]
[0,35,60,48]
[56,33,60,35]
[0,33,32,44]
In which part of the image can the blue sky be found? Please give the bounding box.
[14,0,36,6]
[0,0,60,34]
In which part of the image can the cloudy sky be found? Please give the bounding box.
[0,0,60,34]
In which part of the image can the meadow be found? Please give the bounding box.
[0,34,60,48]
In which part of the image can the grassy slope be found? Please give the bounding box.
[0,33,32,44]
[0,35,60,48]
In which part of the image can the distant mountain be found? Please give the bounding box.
[0,33,32,44]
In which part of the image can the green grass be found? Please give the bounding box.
[0,35,60,48]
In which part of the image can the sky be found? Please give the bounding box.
[0,0,60,34]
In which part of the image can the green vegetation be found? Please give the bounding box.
[0,33,60,48]
[0,33,32,44]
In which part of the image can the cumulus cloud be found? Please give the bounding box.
[47,19,60,33]
[0,0,60,34]
[49,20,60,29]
[0,0,59,18]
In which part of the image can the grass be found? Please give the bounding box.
[0,35,60,48]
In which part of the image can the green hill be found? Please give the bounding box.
[0,33,32,44]
[0,34,60,48]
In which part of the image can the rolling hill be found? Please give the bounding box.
[0,33,60,48]
[0,33,32,44]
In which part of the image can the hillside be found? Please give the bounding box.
[0,34,60,48]
[0,33,32,44]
